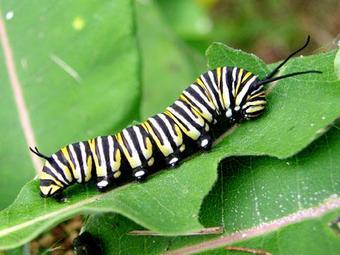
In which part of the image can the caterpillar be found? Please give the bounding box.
[30,36,321,199]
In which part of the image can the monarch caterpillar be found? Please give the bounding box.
[30,36,321,199]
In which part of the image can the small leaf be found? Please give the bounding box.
[206,42,269,77]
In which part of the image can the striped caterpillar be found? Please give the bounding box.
[30,36,320,199]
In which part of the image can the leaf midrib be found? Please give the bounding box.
[167,196,340,255]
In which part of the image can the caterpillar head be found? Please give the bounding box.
[39,163,64,197]
[238,35,321,122]
[240,84,267,120]
[30,147,64,197]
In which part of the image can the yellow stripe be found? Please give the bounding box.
[39,169,63,187]
[165,110,199,140]
[114,149,121,169]
[241,71,252,83]
[143,122,169,156]
[116,133,129,158]
[165,110,187,132]
[85,156,92,181]
[216,67,221,88]
[246,105,265,113]
[249,91,266,100]
[40,185,60,196]
[56,150,73,182]
[196,78,214,103]
[116,132,139,168]
[180,95,202,115]
[140,124,153,159]
[88,138,104,177]
[180,97,201,120]
[144,136,153,159]
[60,147,77,180]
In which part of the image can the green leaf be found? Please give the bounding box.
[1,42,339,250]
[82,127,340,255]
[206,42,269,78]
[137,0,205,118]
[0,0,140,209]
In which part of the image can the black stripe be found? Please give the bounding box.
[101,136,112,174]
[248,96,266,104]
[182,93,203,115]
[128,126,146,161]
[139,125,150,151]
[72,143,86,183]
[171,102,202,131]
[192,81,212,103]
[238,74,257,106]
[178,99,204,128]
[185,86,215,115]
[111,136,120,162]
[246,111,264,118]
[225,67,236,108]
[66,145,84,183]
[164,113,181,137]
[120,129,133,157]
[155,114,177,149]
[42,166,66,186]
[94,138,102,167]
[40,179,56,187]
[51,153,70,184]
[82,141,94,169]
[182,93,212,123]
[66,145,77,173]
[202,71,223,110]
[55,150,75,180]
[83,140,96,179]
[168,106,189,131]
[147,117,164,145]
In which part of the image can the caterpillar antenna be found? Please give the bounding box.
[29,146,51,160]
[264,35,311,80]
[257,70,322,87]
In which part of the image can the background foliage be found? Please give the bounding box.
[0,0,339,254]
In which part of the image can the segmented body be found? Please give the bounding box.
[38,67,266,197]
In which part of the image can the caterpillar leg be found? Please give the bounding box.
[165,152,181,168]
[133,167,148,182]
[45,190,66,202]
[197,133,212,151]
[96,177,113,192]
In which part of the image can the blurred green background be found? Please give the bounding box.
[157,0,339,60]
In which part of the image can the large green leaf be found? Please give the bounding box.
[82,127,340,254]
[0,0,140,209]
[0,42,339,250]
